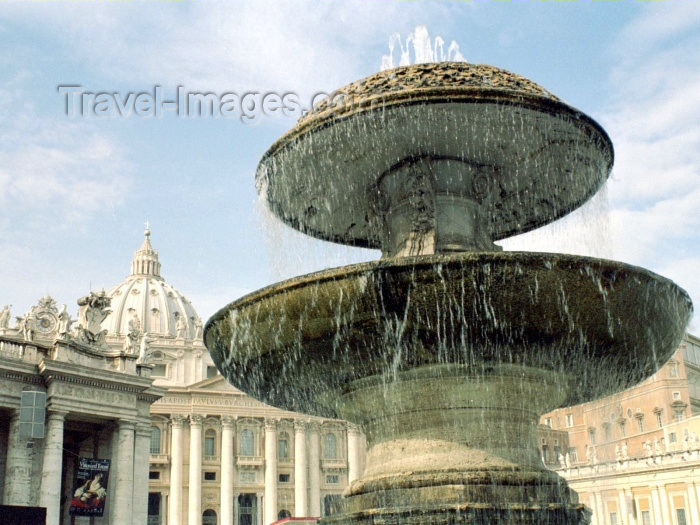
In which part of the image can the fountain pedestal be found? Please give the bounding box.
[325,364,588,524]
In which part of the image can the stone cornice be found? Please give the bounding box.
[38,357,154,394]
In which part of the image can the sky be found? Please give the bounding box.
[0,0,698,333]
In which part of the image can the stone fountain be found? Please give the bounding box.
[204,62,693,524]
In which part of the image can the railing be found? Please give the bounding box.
[552,449,700,478]
[0,339,25,359]
[149,454,170,465]
[321,458,347,469]
[237,455,264,467]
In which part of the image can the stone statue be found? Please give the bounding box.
[615,444,622,462]
[175,313,187,339]
[124,312,141,354]
[0,305,11,329]
[57,304,73,337]
[193,317,203,339]
[75,290,112,348]
[558,453,566,469]
[621,441,629,460]
[19,311,35,342]
[137,333,150,364]
[564,452,571,468]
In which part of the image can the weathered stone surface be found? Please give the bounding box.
[257,63,613,254]
[205,251,692,417]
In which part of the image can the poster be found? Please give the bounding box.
[69,458,111,517]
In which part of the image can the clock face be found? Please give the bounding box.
[36,313,57,333]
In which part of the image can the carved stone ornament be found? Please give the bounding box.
[74,290,112,349]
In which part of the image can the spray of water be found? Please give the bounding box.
[380,25,467,71]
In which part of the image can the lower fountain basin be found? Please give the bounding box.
[204,251,692,417]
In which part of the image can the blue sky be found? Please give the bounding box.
[0,1,698,332]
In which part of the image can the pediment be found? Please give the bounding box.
[188,375,242,393]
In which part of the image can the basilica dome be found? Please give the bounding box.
[102,229,201,340]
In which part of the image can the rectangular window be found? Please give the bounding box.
[657,412,663,428]
[326,474,340,484]
[589,429,597,445]
[609,511,617,525]
[670,432,677,444]
[673,391,681,400]
[637,418,644,432]
[204,471,216,481]
[640,511,651,525]
[604,425,611,441]
[278,474,290,483]
[620,421,626,437]
[206,366,218,379]
[149,471,160,480]
[675,409,684,422]
[152,364,167,377]
[670,363,678,377]
[204,436,216,457]
[569,448,578,463]
[566,414,573,427]
[544,417,552,428]
[677,508,687,525]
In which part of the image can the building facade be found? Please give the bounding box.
[0,294,164,525]
[101,230,365,525]
[541,333,700,525]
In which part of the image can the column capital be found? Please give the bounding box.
[347,422,362,435]
[135,423,152,438]
[171,414,188,428]
[190,414,205,427]
[264,418,279,431]
[307,420,321,433]
[117,419,137,431]
[222,415,237,429]
[294,420,309,432]
[47,409,69,420]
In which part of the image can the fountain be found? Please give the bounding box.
[204,61,693,524]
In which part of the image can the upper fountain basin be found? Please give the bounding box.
[257,63,614,255]
[204,252,692,418]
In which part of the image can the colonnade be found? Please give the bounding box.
[586,482,700,525]
[3,408,151,525]
[167,415,364,525]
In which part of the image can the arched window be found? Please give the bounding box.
[204,429,216,457]
[202,509,217,525]
[324,433,337,459]
[278,432,289,460]
[240,429,254,457]
[278,510,291,519]
[150,426,161,454]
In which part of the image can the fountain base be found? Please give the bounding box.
[323,364,590,525]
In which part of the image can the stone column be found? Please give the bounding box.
[347,423,363,485]
[651,486,664,525]
[294,421,308,517]
[3,410,33,505]
[687,482,700,525]
[591,491,604,525]
[39,409,68,525]
[221,416,236,525]
[170,415,186,525]
[264,419,278,525]
[133,423,152,525]
[308,422,321,517]
[657,484,672,524]
[189,415,204,525]
[624,488,637,525]
[112,419,136,525]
